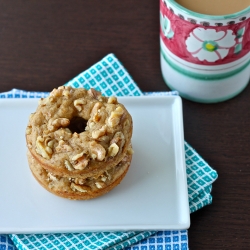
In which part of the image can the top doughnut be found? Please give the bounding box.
[26,86,133,178]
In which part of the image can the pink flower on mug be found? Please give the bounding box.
[185,28,236,62]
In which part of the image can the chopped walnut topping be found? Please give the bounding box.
[74,178,86,185]
[71,151,89,170]
[88,88,102,99]
[92,125,107,139]
[127,147,134,155]
[108,143,119,157]
[62,89,71,98]
[110,131,125,154]
[107,106,124,127]
[48,118,70,131]
[50,87,64,97]
[89,141,106,161]
[107,96,117,104]
[64,160,74,171]
[91,102,103,116]
[47,172,57,181]
[26,125,32,135]
[71,183,90,192]
[95,181,106,189]
[72,152,84,161]
[74,155,89,170]
[74,99,86,112]
[55,140,73,153]
[26,86,133,200]
[100,175,107,182]
[35,136,52,159]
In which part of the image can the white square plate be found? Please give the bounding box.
[0,96,190,234]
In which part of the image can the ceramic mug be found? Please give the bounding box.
[160,0,250,103]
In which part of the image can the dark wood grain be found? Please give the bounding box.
[0,1,249,249]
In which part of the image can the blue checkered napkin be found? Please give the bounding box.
[64,55,142,97]
[185,142,217,213]
[0,53,218,250]
[125,230,188,250]
[0,235,16,250]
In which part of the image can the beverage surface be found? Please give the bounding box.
[174,0,250,15]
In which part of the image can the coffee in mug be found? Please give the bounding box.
[175,0,250,15]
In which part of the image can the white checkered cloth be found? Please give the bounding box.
[0,54,218,250]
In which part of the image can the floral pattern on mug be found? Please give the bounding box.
[234,27,245,54]
[185,28,236,62]
[160,12,174,39]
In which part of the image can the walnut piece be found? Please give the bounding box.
[48,118,70,131]
[108,143,119,157]
[35,136,52,159]
[64,160,74,171]
[110,131,125,154]
[91,102,102,116]
[100,174,107,182]
[26,125,32,135]
[71,183,90,192]
[88,88,102,99]
[92,125,107,139]
[95,181,106,189]
[47,172,58,181]
[74,156,89,170]
[74,99,86,112]
[107,96,117,104]
[107,106,124,127]
[72,152,84,161]
[50,88,63,97]
[55,140,73,153]
[62,89,71,98]
[89,141,106,161]
[71,152,89,170]
[74,178,86,185]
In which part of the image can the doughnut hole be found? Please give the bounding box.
[68,117,88,134]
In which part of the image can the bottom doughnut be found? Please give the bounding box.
[27,151,132,200]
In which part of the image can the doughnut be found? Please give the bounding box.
[26,86,133,199]
[27,149,132,200]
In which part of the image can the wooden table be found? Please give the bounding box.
[0,1,249,249]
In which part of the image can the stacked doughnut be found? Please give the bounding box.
[26,86,133,200]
